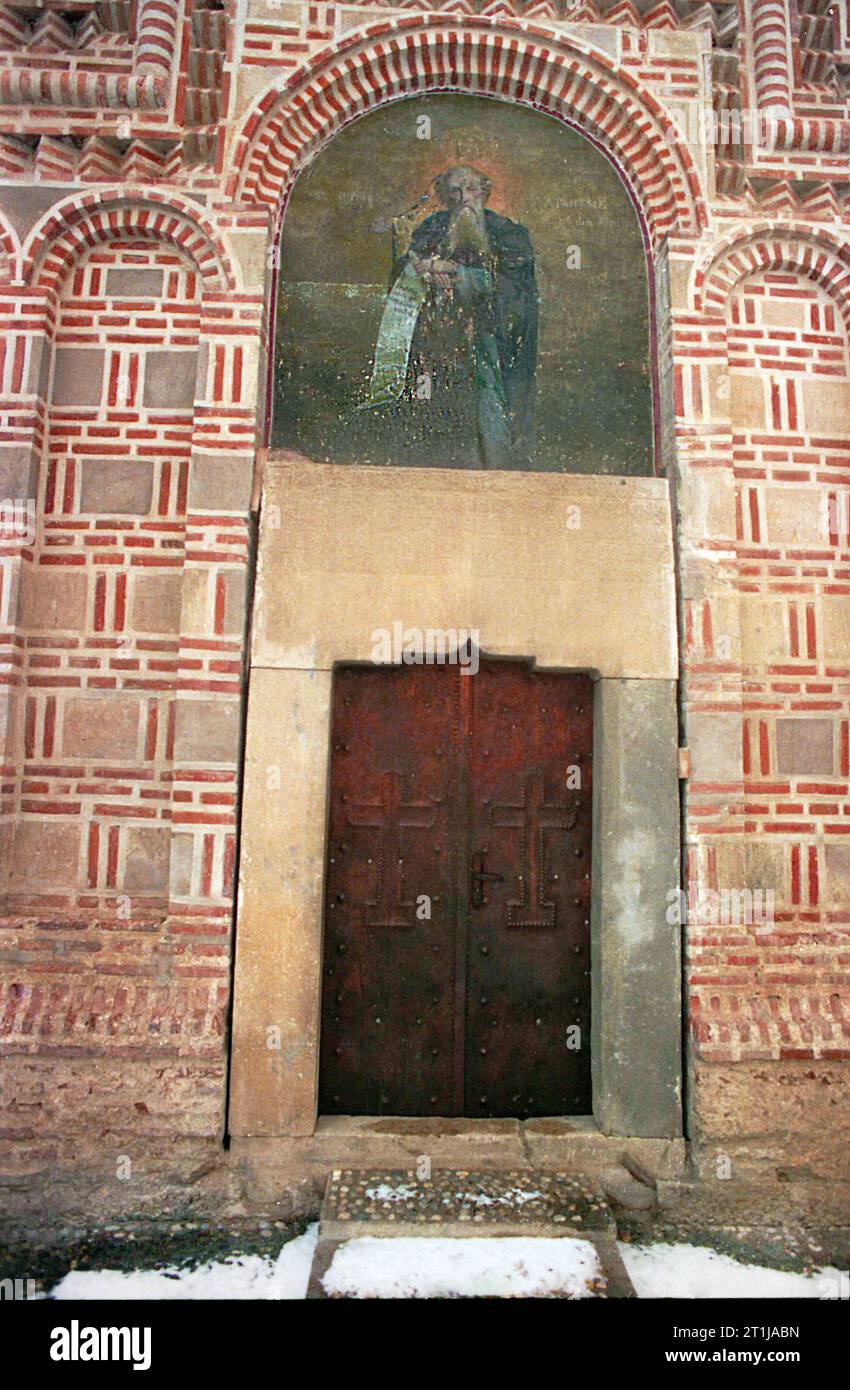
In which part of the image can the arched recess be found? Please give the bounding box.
[228,17,706,248]
[0,208,23,896]
[693,224,850,332]
[5,193,254,924]
[22,189,240,299]
[679,224,850,1066]
[0,209,21,283]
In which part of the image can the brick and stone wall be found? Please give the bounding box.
[679,246,850,1185]
[0,0,848,1223]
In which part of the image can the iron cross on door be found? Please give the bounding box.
[319,658,593,1118]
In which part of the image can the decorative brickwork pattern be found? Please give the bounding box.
[229,18,706,243]
[0,0,848,1201]
[676,229,850,1066]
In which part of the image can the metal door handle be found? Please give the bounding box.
[471,852,504,908]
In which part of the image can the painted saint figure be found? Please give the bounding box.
[361,166,538,469]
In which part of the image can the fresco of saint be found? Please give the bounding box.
[360,165,538,470]
[272,95,653,475]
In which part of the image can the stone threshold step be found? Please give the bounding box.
[306,1167,636,1298]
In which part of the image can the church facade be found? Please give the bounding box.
[1,0,849,1227]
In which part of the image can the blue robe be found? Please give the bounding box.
[363,209,538,469]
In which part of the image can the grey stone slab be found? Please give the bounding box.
[0,446,38,501]
[591,678,682,1138]
[78,459,154,515]
[52,348,105,407]
[143,350,197,408]
[106,268,164,298]
[188,455,254,514]
[306,1236,343,1299]
[687,709,742,782]
[776,718,834,776]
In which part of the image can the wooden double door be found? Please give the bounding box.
[318,658,593,1118]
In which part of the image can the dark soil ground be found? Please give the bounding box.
[3,1213,848,1298]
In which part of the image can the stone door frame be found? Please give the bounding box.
[228,461,683,1140]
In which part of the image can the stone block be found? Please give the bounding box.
[143,351,197,408]
[678,465,736,543]
[821,597,850,661]
[51,348,105,407]
[106,269,164,298]
[169,832,195,898]
[599,1165,655,1210]
[173,564,246,640]
[31,338,51,399]
[690,1061,850,1182]
[648,28,701,57]
[739,594,787,663]
[764,487,824,545]
[713,840,784,894]
[591,678,682,1138]
[78,459,155,515]
[130,572,183,634]
[226,231,269,292]
[803,379,850,437]
[78,461,156,517]
[9,822,80,891]
[62,696,141,759]
[188,455,254,514]
[229,667,333,1136]
[0,446,38,503]
[21,569,87,632]
[222,569,246,635]
[254,462,678,680]
[0,1058,226,1154]
[775,718,834,776]
[687,710,742,783]
[123,826,170,893]
[760,299,806,328]
[666,254,692,313]
[0,822,12,896]
[729,373,766,429]
[181,568,210,636]
[705,363,729,421]
[824,845,850,907]
[173,698,241,764]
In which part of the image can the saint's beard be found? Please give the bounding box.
[447,205,489,258]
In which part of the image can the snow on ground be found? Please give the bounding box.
[321,1235,602,1299]
[455,1187,548,1207]
[363,1183,548,1208]
[50,1225,319,1301]
[45,1227,848,1300]
[363,1183,419,1202]
[619,1243,848,1300]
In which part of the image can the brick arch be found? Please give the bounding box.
[0,208,20,283]
[695,226,850,332]
[21,190,240,297]
[228,16,706,246]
